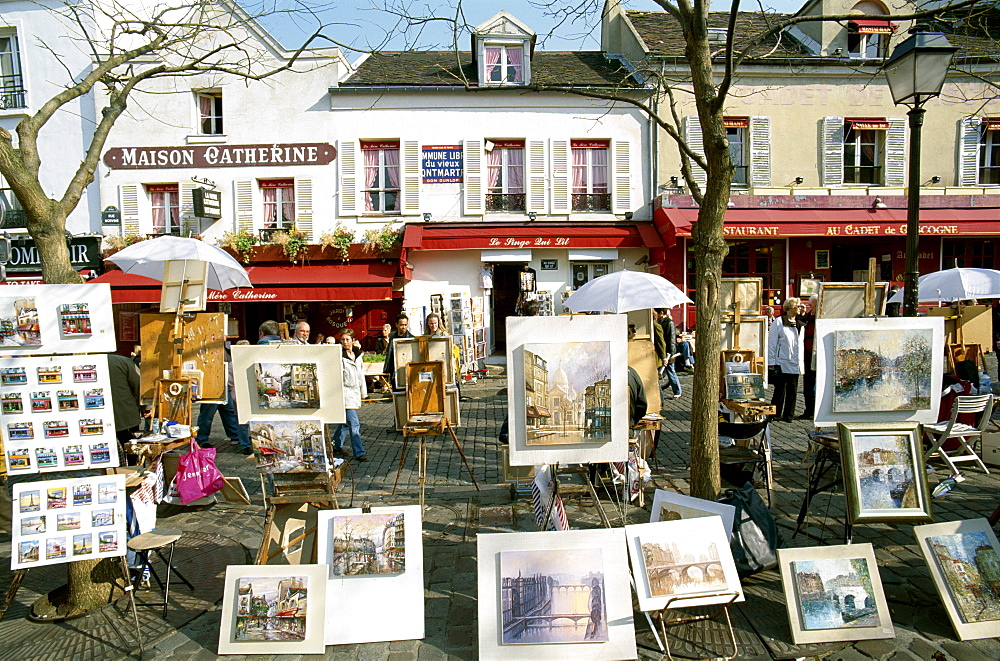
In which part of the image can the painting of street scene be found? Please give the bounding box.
[235,575,310,642]
[255,362,320,409]
[248,419,327,473]
[0,297,42,346]
[330,512,405,576]
[833,329,933,412]
[792,557,880,630]
[927,531,1000,624]
[522,342,611,446]
[641,537,728,598]
[498,548,608,644]
[849,433,919,513]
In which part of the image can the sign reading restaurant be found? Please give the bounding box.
[103,143,336,169]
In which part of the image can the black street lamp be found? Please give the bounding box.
[882,28,957,317]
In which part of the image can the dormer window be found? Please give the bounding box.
[473,11,535,87]
[847,19,895,58]
[485,45,525,84]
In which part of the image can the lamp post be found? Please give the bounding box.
[882,29,957,317]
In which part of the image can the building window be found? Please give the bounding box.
[147,184,181,235]
[844,119,885,185]
[847,29,888,58]
[261,179,294,229]
[484,45,524,84]
[943,239,997,270]
[0,33,25,109]
[362,141,400,214]
[0,186,25,228]
[197,92,223,135]
[846,10,895,59]
[486,140,525,211]
[725,118,748,186]
[688,240,785,307]
[571,141,610,212]
[571,262,610,291]
[980,120,1000,185]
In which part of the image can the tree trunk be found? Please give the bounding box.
[31,557,122,619]
[27,205,83,285]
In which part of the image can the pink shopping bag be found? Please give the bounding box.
[175,440,225,504]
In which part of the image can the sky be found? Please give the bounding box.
[249,0,807,57]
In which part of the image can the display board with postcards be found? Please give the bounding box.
[0,284,116,355]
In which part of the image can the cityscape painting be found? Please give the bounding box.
[234,575,310,642]
[0,297,42,346]
[255,362,320,409]
[791,557,880,630]
[522,342,611,445]
[330,511,405,576]
[839,423,931,523]
[640,537,728,598]
[248,419,327,473]
[926,531,1000,624]
[498,548,608,644]
[833,329,933,413]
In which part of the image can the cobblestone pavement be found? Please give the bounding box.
[1,362,998,660]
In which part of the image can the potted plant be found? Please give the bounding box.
[217,228,259,264]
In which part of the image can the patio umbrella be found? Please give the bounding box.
[564,270,692,313]
[887,267,1000,304]
[107,236,251,290]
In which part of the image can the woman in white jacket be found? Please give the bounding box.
[332,329,368,461]
[767,298,805,422]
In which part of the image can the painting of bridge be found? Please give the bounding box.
[641,537,729,598]
[792,556,880,630]
[833,328,932,413]
[498,548,608,644]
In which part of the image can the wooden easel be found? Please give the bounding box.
[255,468,343,565]
[654,592,741,661]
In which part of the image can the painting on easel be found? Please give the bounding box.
[833,328,933,413]
[248,418,328,473]
[255,363,320,409]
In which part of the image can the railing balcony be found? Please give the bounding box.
[0,188,26,227]
[0,75,27,109]
[571,193,611,212]
[486,193,526,212]
[843,165,883,186]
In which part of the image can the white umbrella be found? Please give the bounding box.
[564,270,692,313]
[887,267,1000,304]
[107,236,252,290]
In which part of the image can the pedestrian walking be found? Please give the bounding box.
[768,298,805,422]
[331,329,368,462]
[654,307,681,398]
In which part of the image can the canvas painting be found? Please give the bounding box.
[725,373,765,401]
[0,297,42,346]
[498,548,608,644]
[330,511,405,576]
[522,342,612,446]
[255,363,320,409]
[833,329,933,412]
[648,490,736,539]
[248,419,327,473]
[641,537,728,598]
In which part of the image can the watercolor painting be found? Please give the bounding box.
[926,531,1000,624]
[73,533,93,555]
[255,362,320,409]
[498,548,608,644]
[833,329,932,413]
[0,297,41,345]
[641,537,728,598]
[20,516,46,535]
[791,557,880,630]
[235,575,310,642]
[248,419,327,473]
[19,540,39,563]
[330,512,405,576]
[19,490,40,513]
[522,342,612,445]
[59,303,92,336]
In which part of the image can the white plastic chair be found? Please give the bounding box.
[923,394,994,477]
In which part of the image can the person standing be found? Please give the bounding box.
[798,294,818,420]
[425,313,447,337]
[258,320,281,344]
[768,298,805,422]
[374,323,392,353]
[382,314,414,390]
[655,308,681,399]
[331,329,368,462]
[293,321,311,344]
[108,352,143,463]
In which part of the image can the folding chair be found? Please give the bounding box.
[718,419,772,505]
[923,393,994,477]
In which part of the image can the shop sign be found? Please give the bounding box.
[103,143,336,169]
[422,145,462,183]
[488,237,571,248]
[207,289,280,302]
[824,223,960,236]
[6,235,102,273]
[720,223,970,238]
[101,206,121,225]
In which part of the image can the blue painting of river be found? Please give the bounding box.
[793,558,879,631]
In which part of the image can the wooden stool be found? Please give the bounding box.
[127,527,194,618]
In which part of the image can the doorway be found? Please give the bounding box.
[490,263,523,352]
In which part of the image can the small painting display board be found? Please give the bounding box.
[719,278,762,317]
[725,373,765,400]
[927,304,992,352]
[316,505,424,645]
[217,563,328,654]
[1,354,119,474]
[814,317,944,426]
[231,345,345,425]
[391,336,454,385]
[913,518,1000,641]
[159,259,208,313]
[817,282,889,318]
[719,349,766,393]
[139,312,227,402]
[628,339,661,416]
[393,388,460,430]
[477,528,637,660]
[649,489,736,540]
[11,474,126,569]
[777,543,893,645]
[0,283,116,354]
[506,315,629,467]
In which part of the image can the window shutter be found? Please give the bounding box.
[294,176,313,241]
[400,140,421,215]
[338,140,360,216]
[550,139,570,213]
[884,118,906,187]
[749,116,771,187]
[527,140,546,213]
[682,116,707,187]
[120,184,140,235]
[463,139,484,215]
[821,116,844,187]
[179,181,198,236]
[612,140,632,214]
[958,117,981,186]
[234,179,254,232]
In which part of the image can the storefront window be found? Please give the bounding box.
[943,239,997,269]
[486,141,525,211]
[686,240,785,307]
[570,262,610,290]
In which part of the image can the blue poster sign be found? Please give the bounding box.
[422,145,463,183]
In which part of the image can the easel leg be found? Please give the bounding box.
[418,437,427,509]
[0,569,27,621]
[119,556,144,655]
[582,468,613,529]
[391,434,411,495]
[446,421,480,490]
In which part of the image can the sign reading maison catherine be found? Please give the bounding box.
[422,145,462,183]
[102,143,336,169]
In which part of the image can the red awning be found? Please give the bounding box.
[402,222,662,251]
[653,207,694,249]
[849,19,897,35]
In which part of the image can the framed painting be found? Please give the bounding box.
[247,419,327,473]
[838,422,932,524]
[231,345,345,424]
[390,336,454,385]
[913,518,1000,641]
[649,490,736,537]
[626,518,743,612]
[477,528,636,660]
[778,543,893,645]
[798,275,825,299]
[217,564,328,654]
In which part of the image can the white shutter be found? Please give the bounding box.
[682,116,707,187]
[612,140,631,214]
[527,140,546,213]
[749,116,771,187]
[338,140,360,216]
[400,140,421,215]
[120,184,140,235]
[179,181,198,236]
[884,118,906,187]
[821,116,844,187]
[550,139,570,213]
[463,139,484,215]
[958,117,981,187]
[234,179,254,232]
[294,176,313,241]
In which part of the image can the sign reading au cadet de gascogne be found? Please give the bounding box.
[103,143,336,169]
